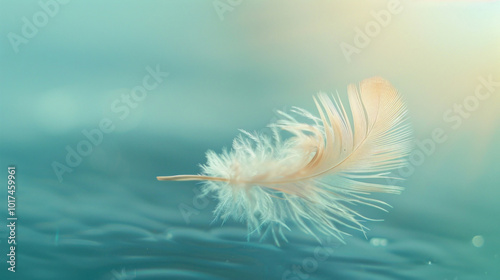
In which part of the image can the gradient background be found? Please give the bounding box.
[1,1,499,279]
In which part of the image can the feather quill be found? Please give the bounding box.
[158,77,412,245]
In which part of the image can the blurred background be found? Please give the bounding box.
[0,0,499,279]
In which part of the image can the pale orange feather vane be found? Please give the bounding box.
[157,77,412,245]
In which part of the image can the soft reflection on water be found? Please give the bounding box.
[2,135,497,279]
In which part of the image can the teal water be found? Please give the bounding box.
[1,1,499,279]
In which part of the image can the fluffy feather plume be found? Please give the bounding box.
[158,77,412,245]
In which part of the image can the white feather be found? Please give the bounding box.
[158,77,412,245]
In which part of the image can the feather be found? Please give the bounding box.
[157,77,412,245]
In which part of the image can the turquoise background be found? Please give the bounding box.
[1,1,499,279]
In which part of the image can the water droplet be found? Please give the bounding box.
[369,237,388,247]
[472,235,484,248]
[166,232,173,240]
